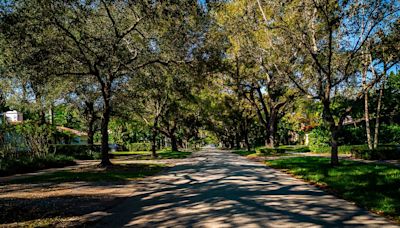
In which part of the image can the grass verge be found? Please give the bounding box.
[0,155,76,177]
[9,163,165,184]
[267,156,400,221]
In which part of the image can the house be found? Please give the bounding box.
[4,110,23,123]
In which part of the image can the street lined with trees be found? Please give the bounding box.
[0,0,399,225]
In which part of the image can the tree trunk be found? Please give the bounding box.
[171,134,178,152]
[151,118,158,158]
[362,54,373,149]
[235,131,241,149]
[244,131,250,151]
[323,100,339,166]
[374,84,384,149]
[100,86,112,167]
[267,111,277,148]
[85,102,96,145]
[87,121,95,145]
[330,128,340,166]
[151,129,158,158]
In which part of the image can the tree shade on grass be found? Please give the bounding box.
[9,163,165,184]
[267,157,400,221]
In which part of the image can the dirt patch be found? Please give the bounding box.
[0,164,163,227]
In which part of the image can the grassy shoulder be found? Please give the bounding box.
[9,163,165,184]
[0,154,76,177]
[267,156,400,221]
[110,149,192,159]
[233,145,310,158]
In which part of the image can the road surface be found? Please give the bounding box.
[94,149,397,227]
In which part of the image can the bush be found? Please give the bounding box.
[15,121,55,157]
[257,147,286,155]
[310,144,369,154]
[50,144,102,160]
[278,145,310,152]
[351,146,400,160]
[308,127,331,152]
[0,154,75,176]
[380,124,400,144]
[126,142,151,151]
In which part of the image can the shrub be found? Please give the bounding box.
[50,144,102,160]
[310,144,369,154]
[257,147,286,155]
[126,142,151,151]
[308,127,331,152]
[14,121,55,157]
[380,124,400,144]
[0,154,75,176]
[351,146,400,160]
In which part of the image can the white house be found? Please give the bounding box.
[4,110,23,123]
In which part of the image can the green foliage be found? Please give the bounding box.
[267,157,400,219]
[0,154,75,176]
[233,150,257,156]
[308,127,331,152]
[380,124,400,144]
[278,145,311,152]
[310,144,369,154]
[50,144,101,160]
[341,126,366,145]
[126,142,151,152]
[15,121,55,156]
[351,146,400,160]
[256,147,286,155]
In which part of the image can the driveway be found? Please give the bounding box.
[94,149,397,227]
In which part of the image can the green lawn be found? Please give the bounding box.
[110,150,192,159]
[9,163,165,184]
[267,157,400,220]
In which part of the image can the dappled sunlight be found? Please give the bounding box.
[93,149,396,227]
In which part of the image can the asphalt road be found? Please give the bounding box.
[94,149,398,227]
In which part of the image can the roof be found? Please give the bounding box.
[57,126,87,137]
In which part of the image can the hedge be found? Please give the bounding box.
[0,154,75,176]
[310,144,369,154]
[50,144,102,160]
[257,147,286,155]
[126,142,151,151]
[351,146,400,160]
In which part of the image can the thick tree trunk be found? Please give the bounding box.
[87,122,95,145]
[85,102,96,145]
[235,131,241,149]
[323,100,339,166]
[244,133,250,151]
[151,118,158,158]
[151,129,158,158]
[171,134,178,152]
[242,121,251,151]
[374,84,384,149]
[100,109,111,166]
[267,111,277,148]
[100,86,112,167]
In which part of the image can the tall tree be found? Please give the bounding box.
[258,0,399,165]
